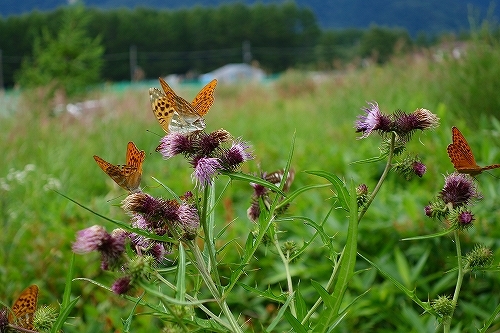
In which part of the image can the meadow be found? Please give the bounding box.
[1,40,500,332]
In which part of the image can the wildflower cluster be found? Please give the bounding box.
[72,191,202,294]
[425,173,481,230]
[74,78,255,299]
[157,129,253,188]
[355,102,438,180]
[355,102,439,140]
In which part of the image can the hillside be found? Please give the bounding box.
[1,0,498,36]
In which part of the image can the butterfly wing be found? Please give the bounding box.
[158,77,199,119]
[93,155,130,191]
[125,142,145,172]
[447,126,481,174]
[8,285,38,330]
[265,168,295,192]
[123,141,145,192]
[191,79,217,116]
[94,143,143,193]
[149,87,176,133]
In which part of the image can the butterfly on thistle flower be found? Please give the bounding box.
[447,126,500,176]
[7,285,38,331]
[93,142,145,193]
[149,77,217,134]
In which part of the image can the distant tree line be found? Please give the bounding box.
[0,2,425,89]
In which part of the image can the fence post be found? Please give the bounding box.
[129,45,137,81]
[242,40,252,64]
[0,49,4,91]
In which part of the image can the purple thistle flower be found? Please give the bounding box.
[411,108,440,130]
[128,229,170,260]
[439,173,481,207]
[100,232,126,270]
[393,108,439,136]
[123,193,180,226]
[156,132,193,158]
[424,204,433,217]
[149,242,168,260]
[177,204,200,230]
[122,193,162,215]
[355,102,393,138]
[191,156,222,188]
[458,210,475,227]
[111,276,132,295]
[412,161,427,177]
[195,130,226,156]
[220,139,254,170]
[72,225,109,253]
[131,213,149,229]
[356,183,368,196]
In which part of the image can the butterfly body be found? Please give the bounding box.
[447,126,500,176]
[8,284,39,330]
[150,78,217,134]
[94,142,145,193]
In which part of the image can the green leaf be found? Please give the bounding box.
[358,253,437,317]
[237,283,287,303]
[311,280,335,309]
[478,300,500,333]
[284,310,308,333]
[350,152,389,164]
[401,228,454,241]
[176,242,186,301]
[122,294,144,333]
[305,171,350,212]
[51,254,78,333]
[277,184,330,209]
[220,171,286,196]
[294,283,307,322]
[266,291,295,332]
[394,246,412,288]
[319,180,358,331]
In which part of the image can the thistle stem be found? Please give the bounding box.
[186,240,243,333]
[199,184,222,289]
[444,230,464,332]
[273,235,296,316]
[358,132,396,222]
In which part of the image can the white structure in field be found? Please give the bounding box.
[200,63,265,84]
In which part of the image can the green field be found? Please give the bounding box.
[2,42,500,332]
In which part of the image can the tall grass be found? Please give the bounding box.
[1,40,500,331]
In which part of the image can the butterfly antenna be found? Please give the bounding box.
[146,128,163,137]
[106,192,126,203]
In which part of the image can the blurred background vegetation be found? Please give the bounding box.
[1,2,500,332]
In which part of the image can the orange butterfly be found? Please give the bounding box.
[93,142,145,193]
[8,285,38,331]
[149,78,217,134]
[447,126,500,176]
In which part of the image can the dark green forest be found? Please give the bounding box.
[1,2,428,89]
